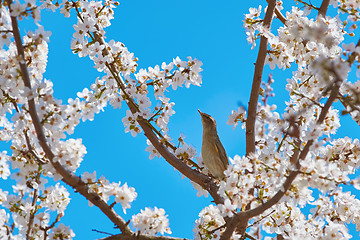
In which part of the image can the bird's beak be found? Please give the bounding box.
[197,109,202,115]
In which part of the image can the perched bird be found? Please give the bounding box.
[198,109,229,179]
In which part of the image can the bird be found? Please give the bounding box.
[198,109,229,180]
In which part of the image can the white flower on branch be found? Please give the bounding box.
[131,207,171,235]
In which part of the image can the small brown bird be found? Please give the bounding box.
[198,109,229,179]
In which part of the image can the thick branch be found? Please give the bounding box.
[7,1,132,235]
[318,0,330,17]
[246,0,276,156]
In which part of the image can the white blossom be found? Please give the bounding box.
[131,207,171,235]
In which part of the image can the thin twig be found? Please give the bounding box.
[347,38,360,66]
[296,0,320,11]
[26,174,40,239]
[24,129,47,164]
[266,0,287,25]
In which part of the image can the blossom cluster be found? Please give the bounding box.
[81,171,137,213]
[194,205,226,240]
[227,106,247,130]
[131,207,171,236]
[0,0,155,239]
[211,2,360,239]
[204,106,359,239]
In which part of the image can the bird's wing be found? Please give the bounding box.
[215,135,229,168]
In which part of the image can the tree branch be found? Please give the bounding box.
[7,0,132,235]
[246,0,277,156]
[318,0,330,17]
[98,234,189,240]
[266,0,287,25]
[26,182,39,239]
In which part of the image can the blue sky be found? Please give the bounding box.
[2,0,360,239]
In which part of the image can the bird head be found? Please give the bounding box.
[198,109,217,131]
